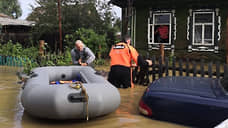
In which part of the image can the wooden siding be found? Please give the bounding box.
[110,0,228,8]
[133,5,227,59]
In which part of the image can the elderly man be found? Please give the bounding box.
[71,40,95,66]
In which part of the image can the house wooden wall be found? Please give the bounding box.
[127,0,228,61]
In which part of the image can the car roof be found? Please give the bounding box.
[149,76,222,98]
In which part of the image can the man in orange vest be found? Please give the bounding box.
[108,35,152,88]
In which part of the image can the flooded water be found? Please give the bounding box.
[0,66,190,128]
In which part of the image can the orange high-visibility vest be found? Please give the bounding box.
[109,42,139,67]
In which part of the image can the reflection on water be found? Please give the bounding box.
[0,66,189,128]
[0,66,22,128]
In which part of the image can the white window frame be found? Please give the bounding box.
[148,13,172,45]
[192,11,215,46]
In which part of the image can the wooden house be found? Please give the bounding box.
[109,0,228,62]
[0,13,35,44]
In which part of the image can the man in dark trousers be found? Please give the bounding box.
[108,35,152,88]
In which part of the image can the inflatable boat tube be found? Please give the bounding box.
[21,66,120,120]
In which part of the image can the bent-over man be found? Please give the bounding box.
[71,40,95,66]
[108,35,152,88]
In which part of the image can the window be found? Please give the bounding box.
[193,12,214,45]
[187,9,221,53]
[148,10,176,50]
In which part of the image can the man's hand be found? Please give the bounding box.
[146,60,152,66]
[78,59,82,65]
[81,63,88,66]
[131,63,137,67]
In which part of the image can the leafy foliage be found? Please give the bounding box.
[94,58,106,66]
[0,0,22,18]
[27,0,121,53]
[0,40,73,74]
[64,28,107,58]
[28,0,103,43]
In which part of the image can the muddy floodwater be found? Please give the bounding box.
[0,66,190,128]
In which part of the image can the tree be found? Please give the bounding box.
[96,0,121,50]
[61,0,104,34]
[0,0,22,18]
[27,0,104,34]
[27,0,104,51]
[27,0,121,54]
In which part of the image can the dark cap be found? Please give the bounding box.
[122,35,131,43]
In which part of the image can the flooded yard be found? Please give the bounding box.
[0,66,189,128]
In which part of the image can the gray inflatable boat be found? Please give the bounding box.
[21,66,120,120]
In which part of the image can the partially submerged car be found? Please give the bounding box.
[139,76,228,127]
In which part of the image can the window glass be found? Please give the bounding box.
[195,13,213,23]
[204,25,213,44]
[155,14,170,24]
[204,25,212,39]
[194,25,202,43]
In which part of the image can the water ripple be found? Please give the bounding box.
[0,116,8,123]
[13,90,24,128]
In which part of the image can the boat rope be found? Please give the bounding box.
[16,72,38,89]
[69,81,89,121]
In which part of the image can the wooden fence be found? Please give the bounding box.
[0,55,24,67]
[133,56,228,86]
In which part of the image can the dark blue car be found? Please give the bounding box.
[139,76,228,127]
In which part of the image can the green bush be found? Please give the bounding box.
[0,39,109,74]
[94,58,106,65]
[22,58,39,75]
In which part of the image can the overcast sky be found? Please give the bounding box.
[18,0,121,20]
